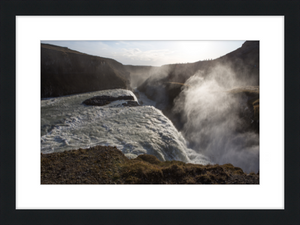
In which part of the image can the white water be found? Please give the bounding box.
[41,89,211,164]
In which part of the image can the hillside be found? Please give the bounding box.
[41,44,130,98]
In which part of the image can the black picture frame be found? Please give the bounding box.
[1,0,299,224]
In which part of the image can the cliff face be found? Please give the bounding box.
[41,44,130,98]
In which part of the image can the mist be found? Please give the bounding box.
[127,64,171,88]
[173,64,259,173]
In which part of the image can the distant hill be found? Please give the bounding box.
[41,44,130,98]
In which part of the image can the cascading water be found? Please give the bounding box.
[41,89,211,165]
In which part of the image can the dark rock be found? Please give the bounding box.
[122,101,140,107]
[82,95,135,106]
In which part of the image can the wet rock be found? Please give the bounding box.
[122,101,140,107]
[82,95,135,106]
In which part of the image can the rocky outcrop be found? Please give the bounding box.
[121,101,140,107]
[82,95,135,106]
[41,145,259,184]
[41,44,130,98]
[82,95,140,107]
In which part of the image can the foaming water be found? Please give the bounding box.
[41,89,210,164]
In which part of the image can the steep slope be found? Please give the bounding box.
[41,44,130,98]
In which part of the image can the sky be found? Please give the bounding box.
[41,40,245,66]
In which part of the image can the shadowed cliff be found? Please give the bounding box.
[41,44,130,98]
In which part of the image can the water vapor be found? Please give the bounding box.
[173,64,259,173]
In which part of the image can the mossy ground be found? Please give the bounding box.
[41,146,259,184]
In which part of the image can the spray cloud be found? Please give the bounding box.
[173,64,259,173]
